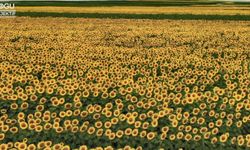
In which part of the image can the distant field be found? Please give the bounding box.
[12,1,250,7]
[16,6,250,15]
[13,1,250,20]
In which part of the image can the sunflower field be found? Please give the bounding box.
[0,18,249,150]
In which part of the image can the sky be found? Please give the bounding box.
[3,0,250,2]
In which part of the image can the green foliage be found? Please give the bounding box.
[16,12,250,21]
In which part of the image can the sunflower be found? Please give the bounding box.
[184,134,192,141]
[215,119,223,127]
[211,127,219,135]
[169,134,176,141]
[109,90,117,98]
[9,127,18,134]
[0,133,5,141]
[35,112,42,119]
[74,102,82,108]
[132,129,139,137]
[192,108,200,116]
[80,111,88,118]
[17,112,25,119]
[66,110,73,117]
[236,121,243,128]
[62,145,71,150]
[185,125,192,132]
[59,111,66,118]
[194,135,201,141]
[87,126,96,135]
[18,142,27,150]
[0,144,8,150]
[147,132,156,140]
[189,116,197,124]
[125,128,132,136]
[71,126,79,133]
[101,92,109,99]
[105,111,112,118]
[142,122,149,129]
[246,140,250,148]
[111,117,118,125]
[104,146,114,150]
[160,132,167,140]
[176,132,184,139]
[104,121,112,129]
[10,103,18,110]
[44,123,52,130]
[116,130,124,138]
[238,139,245,146]
[55,127,64,133]
[191,127,198,134]
[73,109,81,116]
[79,125,88,133]
[219,134,228,143]
[197,117,205,125]
[19,122,28,130]
[79,145,88,150]
[176,113,182,121]
[36,105,44,112]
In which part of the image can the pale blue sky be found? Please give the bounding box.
[3,0,250,1]
[4,0,250,2]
